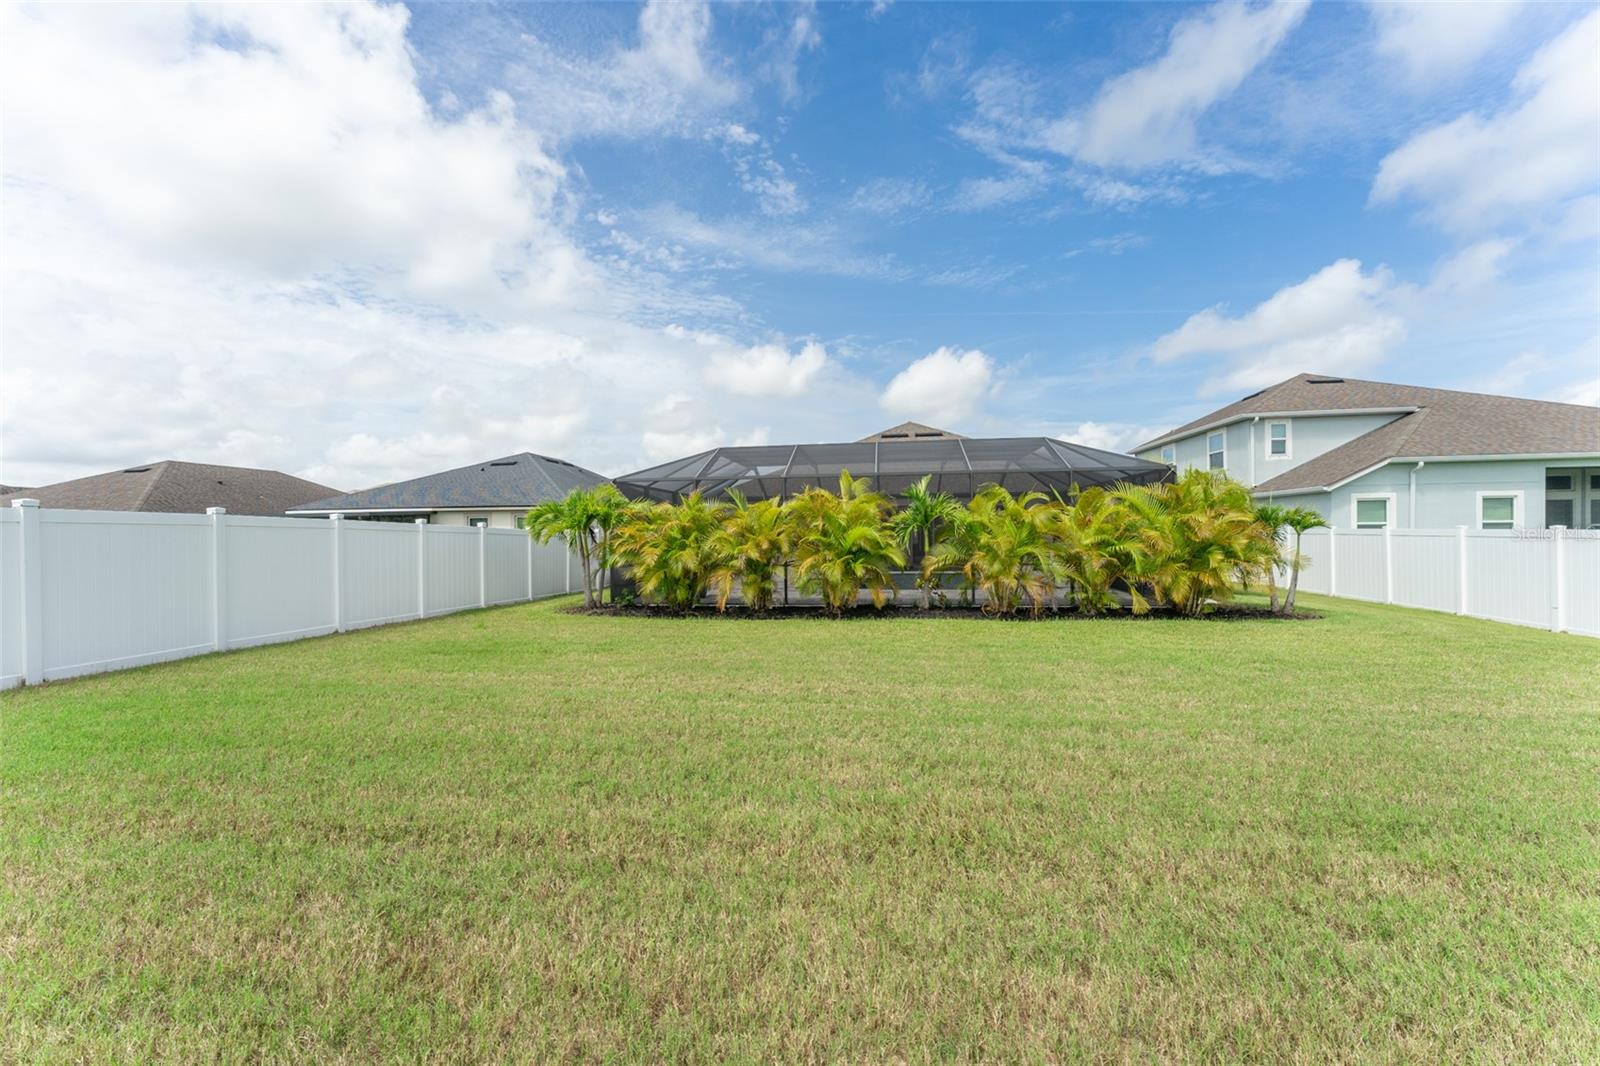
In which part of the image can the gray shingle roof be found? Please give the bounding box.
[0,462,341,516]
[289,453,608,513]
[858,421,966,442]
[1138,373,1600,492]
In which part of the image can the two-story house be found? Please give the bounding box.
[1135,373,1600,531]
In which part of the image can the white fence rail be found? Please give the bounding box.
[1,502,581,689]
[1291,526,1598,638]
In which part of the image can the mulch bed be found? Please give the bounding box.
[563,602,1321,623]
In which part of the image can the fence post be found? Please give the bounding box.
[1327,526,1337,598]
[1456,526,1468,615]
[207,507,227,651]
[478,524,488,608]
[1552,526,1566,633]
[416,519,428,619]
[12,499,43,686]
[526,532,534,601]
[331,513,345,632]
[1383,524,1394,605]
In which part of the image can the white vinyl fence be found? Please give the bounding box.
[0,502,585,689]
[1290,525,1599,638]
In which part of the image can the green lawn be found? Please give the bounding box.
[3,595,1598,1062]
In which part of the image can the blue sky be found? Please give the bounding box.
[2,1,1596,488]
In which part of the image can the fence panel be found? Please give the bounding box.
[343,521,421,628]
[0,512,20,687]
[37,510,212,679]
[1292,529,1332,595]
[485,530,528,606]
[1566,535,1600,638]
[1391,529,1460,614]
[1334,531,1387,602]
[1465,532,1552,630]
[226,516,336,647]
[424,526,481,615]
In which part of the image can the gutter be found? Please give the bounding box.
[1253,450,1600,499]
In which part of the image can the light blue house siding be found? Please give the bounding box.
[1265,460,1599,530]
[1139,413,1401,484]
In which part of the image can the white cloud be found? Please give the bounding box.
[1,2,585,304]
[880,347,995,425]
[637,205,905,279]
[1151,259,1406,393]
[1372,10,1600,232]
[711,124,805,216]
[505,0,740,141]
[1426,239,1517,297]
[1057,421,1169,454]
[847,177,932,216]
[762,3,822,104]
[1368,0,1524,84]
[1044,0,1309,170]
[705,340,830,396]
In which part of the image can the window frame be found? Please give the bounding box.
[1159,444,1176,466]
[1206,431,1226,471]
[1265,419,1291,461]
[1475,490,1523,531]
[1352,492,1395,530]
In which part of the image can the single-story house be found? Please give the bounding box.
[288,452,609,527]
[0,461,340,516]
[1134,373,1600,530]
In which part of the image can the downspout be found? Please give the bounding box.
[1249,416,1259,488]
[1408,461,1425,528]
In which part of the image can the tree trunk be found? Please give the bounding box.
[1284,532,1302,613]
[921,530,932,610]
[1266,566,1279,612]
[579,539,595,608]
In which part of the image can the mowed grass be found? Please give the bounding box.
[3,595,1598,1063]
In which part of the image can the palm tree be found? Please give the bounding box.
[929,486,1058,616]
[891,475,961,609]
[1047,486,1146,614]
[1251,502,1290,612]
[1118,470,1270,617]
[789,472,906,616]
[711,492,789,611]
[525,486,621,608]
[1280,506,1328,614]
[611,493,730,611]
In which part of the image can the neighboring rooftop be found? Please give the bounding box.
[858,421,967,442]
[0,462,340,516]
[1136,373,1600,493]
[290,453,608,514]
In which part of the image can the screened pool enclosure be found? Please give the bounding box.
[614,423,1172,503]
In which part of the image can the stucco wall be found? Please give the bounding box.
[1141,413,1402,486]
[429,509,524,529]
[1263,459,1600,529]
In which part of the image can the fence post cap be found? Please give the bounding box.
[329,512,344,520]
[414,518,428,525]
[206,506,226,515]
[10,498,39,508]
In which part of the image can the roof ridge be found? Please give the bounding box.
[129,461,169,511]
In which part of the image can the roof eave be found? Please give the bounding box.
[1136,406,1419,453]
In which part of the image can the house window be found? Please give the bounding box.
[469,517,488,528]
[1266,421,1290,459]
[1353,495,1391,529]
[1207,431,1225,470]
[1547,500,1574,528]
[515,515,526,529]
[1546,474,1573,491]
[1160,444,1176,465]
[1477,492,1520,530]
